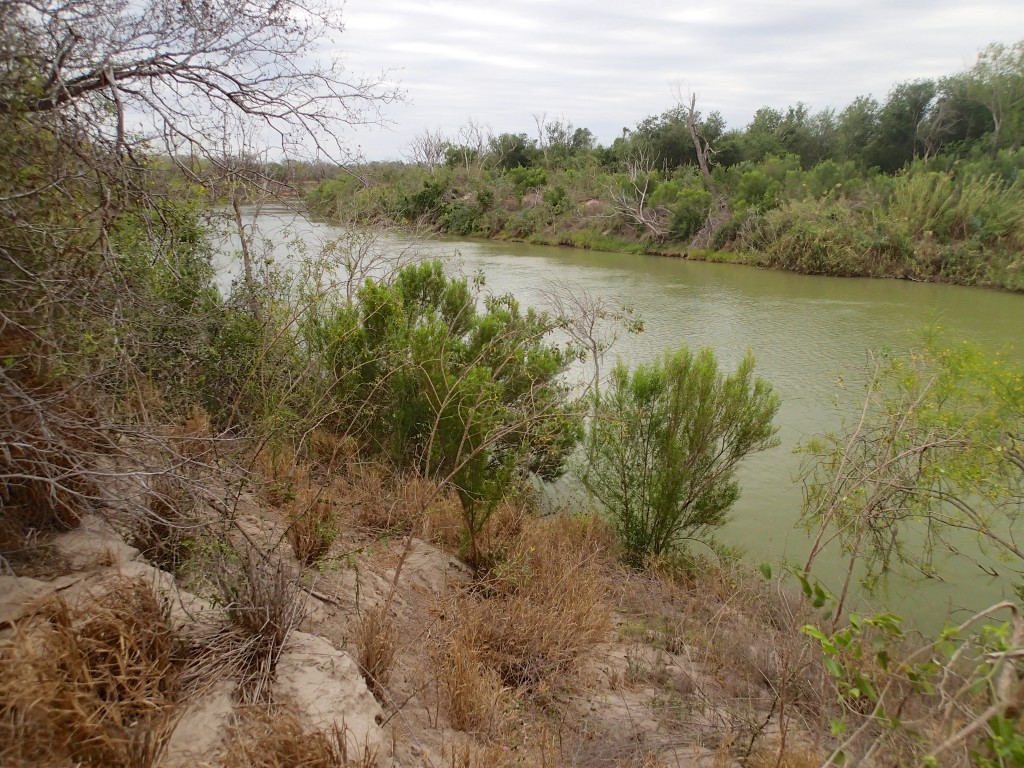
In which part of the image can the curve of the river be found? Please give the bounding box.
[218,204,1024,631]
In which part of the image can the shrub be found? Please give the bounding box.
[668,188,712,241]
[580,346,780,567]
[305,260,583,565]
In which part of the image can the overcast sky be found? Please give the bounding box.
[335,0,1024,161]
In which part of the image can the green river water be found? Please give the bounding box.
[220,204,1024,631]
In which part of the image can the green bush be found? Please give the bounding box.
[305,260,582,564]
[579,346,779,567]
[668,188,712,241]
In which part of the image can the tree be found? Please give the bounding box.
[607,146,670,239]
[800,334,1024,621]
[405,128,450,173]
[579,347,780,567]
[0,0,397,157]
[869,80,937,172]
[835,96,880,167]
[958,40,1024,158]
[682,93,732,248]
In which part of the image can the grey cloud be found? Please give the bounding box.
[338,0,1024,159]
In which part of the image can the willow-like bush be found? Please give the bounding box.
[580,346,779,567]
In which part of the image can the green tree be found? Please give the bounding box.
[580,347,780,567]
[958,41,1024,158]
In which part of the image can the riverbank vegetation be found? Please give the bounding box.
[2,1,1023,764]
[309,42,1024,291]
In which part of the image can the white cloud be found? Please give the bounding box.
[334,0,1024,160]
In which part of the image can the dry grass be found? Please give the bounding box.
[446,513,610,691]
[354,603,397,699]
[285,483,341,567]
[441,636,509,736]
[444,736,557,768]
[746,743,827,768]
[133,471,197,572]
[170,404,214,461]
[206,551,304,703]
[347,464,444,534]
[0,578,181,767]
[300,428,355,473]
[220,703,377,768]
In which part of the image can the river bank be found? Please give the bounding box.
[221,203,1024,633]
[308,148,1024,294]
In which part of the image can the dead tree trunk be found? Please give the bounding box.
[685,94,732,249]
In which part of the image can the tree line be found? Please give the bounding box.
[309,40,1024,291]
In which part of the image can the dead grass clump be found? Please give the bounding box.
[285,484,341,567]
[448,514,610,690]
[419,484,466,552]
[354,604,397,699]
[207,551,303,702]
[0,329,107,554]
[171,404,214,460]
[220,703,376,768]
[300,428,355,473]
[746,743,827,768]
[0,578,181,767]
[441,633,509,735]
[347,464,442,534]
[444,736,546,768]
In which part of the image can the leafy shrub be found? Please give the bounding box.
[305,261,583,564]
[668,188,712,241]
[580,346,780,567]
[504,166,547,195]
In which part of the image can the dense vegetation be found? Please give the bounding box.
[309,42,1024,291]
[2,1,1023,763]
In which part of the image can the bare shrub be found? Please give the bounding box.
[0,578,181,767]
[448,514,610,690]
[354,604,397,699]
[221,703,377,768]
[0,329,108,554]
[209,551,304,702]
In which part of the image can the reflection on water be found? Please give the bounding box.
[218,205,1024,630]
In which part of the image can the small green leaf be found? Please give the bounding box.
[830,719,848,736]
[824,657,844,678]
[759,562,772,580]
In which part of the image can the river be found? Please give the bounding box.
[217,204,1024,630]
